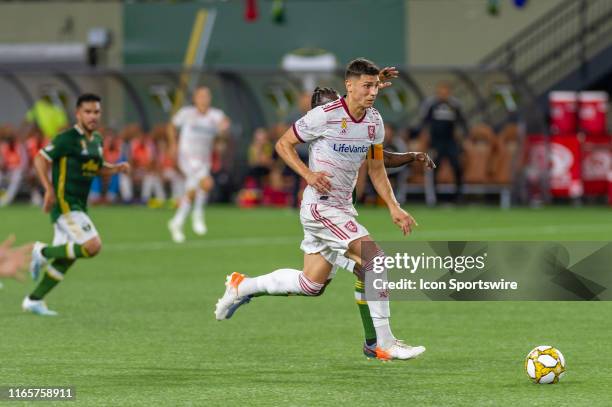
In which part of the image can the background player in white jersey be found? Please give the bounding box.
[215,58,426,361]
[167,87,230,243]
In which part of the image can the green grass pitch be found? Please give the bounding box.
[1,205,611,406]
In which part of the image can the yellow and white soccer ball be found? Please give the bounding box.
[525,345,566,384]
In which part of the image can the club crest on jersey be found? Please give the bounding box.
[344,220,358,233]
[368,125,375,140]
[80,140,88,155]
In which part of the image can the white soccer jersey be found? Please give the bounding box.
[293,97,385,214]
[172,106,226,166]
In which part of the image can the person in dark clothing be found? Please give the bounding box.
[416,81,468,202]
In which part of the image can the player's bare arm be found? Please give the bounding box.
[33,152,55,213]
[275,128,332,194]
[383,151,436,169]
[218,116,231,137]
[367,147,417,236]
[166,122,178,159]
[99,161,131,176]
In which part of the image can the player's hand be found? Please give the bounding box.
[43,188,56,213]
[218,118,231,135]
[305,171,333,194]
[413,152,436,169]
[378,66,399,90]
[0,237,32,281]
[390,204,418,236]
[0,235,16,265]
[117,162,131,174]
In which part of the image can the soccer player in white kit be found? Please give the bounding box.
[167,87,230,243]
[215,59,426,361]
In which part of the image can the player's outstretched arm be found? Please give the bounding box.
[100,161,131,176]
[0,235,32,281]
[383,151,436,169]
[368,146,417,236]
[275,128,332,194]
[166,122,178,159]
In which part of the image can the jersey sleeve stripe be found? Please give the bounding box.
[58,157,71,214]
[292,123,305,143]
[323,102,342,112]
[39,148,52,162]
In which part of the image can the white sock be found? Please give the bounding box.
[372,313,395,348]
[238,269,323,297]
[193,190,207,221]
[172,197,192,226]
[363,249,395,348]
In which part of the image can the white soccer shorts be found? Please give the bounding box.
[300,203,368,274]
[178,156,211,191]
[53,211,99,246]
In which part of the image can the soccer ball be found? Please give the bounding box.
[525,345,566,384]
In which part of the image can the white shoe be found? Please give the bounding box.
[22,296,58,316]
[168,220,185,243]
[29,242,47,281]
[215,272,252,320]
[375,340,426,361]
[192,218,207,236]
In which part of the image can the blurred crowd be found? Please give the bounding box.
[239,117,519,208]
[0,123,234,208]
[0,121,519,210]
[1,84,522,209]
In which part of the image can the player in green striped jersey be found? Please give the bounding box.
[23,94,130,316]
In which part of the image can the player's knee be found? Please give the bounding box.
[186,189,196,201]
[298,272,325,296]
[363,247,385,273]
[200,176,214,192]
[83,238,102,257]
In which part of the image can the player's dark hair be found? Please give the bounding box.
[345,58,380,80]
[311,87,340,108]
[76,93,101,108]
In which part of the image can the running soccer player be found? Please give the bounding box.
[215,58,426,361]
[167,86,230,243]
[24,94,130,316]
[309,85,435,358]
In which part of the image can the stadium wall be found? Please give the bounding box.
[0,2,124,125]
[406,0,565,66]
[123,0,406,67]
[0,2,123,65]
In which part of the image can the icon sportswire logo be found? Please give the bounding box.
[333,143,369,154]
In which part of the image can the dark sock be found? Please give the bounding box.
[29,259,75,300]
[42,243,88,260]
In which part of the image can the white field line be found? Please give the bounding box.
[103,223,611,252]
